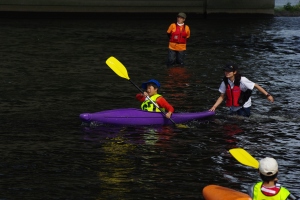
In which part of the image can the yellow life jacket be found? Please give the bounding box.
[141,94,165,112]
[253,182,290,200]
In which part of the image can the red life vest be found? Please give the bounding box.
[224,76,253,107]
[169,24,188,44]
[226,85,241,107]
[224,76,242,107]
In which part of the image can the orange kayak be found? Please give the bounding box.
[203,185,252,200]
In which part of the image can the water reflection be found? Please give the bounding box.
[97,138,135,199]
[82,125,175,147]
[83,125,179,198]
[1,16,300,199]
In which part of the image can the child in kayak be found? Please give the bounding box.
[136,79,174,119]
[247,157,296,200]
[209,63,274,117]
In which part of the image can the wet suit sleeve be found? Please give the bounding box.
[136,93,146,102]
[185,25,191,39]
[167,23,175,34]
[156,97,174,113]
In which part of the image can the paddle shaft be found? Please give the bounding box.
[129,80,177,125]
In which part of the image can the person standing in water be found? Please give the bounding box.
[166,12,190,67]
[209,63,274,117]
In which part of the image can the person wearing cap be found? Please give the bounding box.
[166,12,190,67]
[247,157,296,200]
[136,79,174,118]
[209,63,274,117]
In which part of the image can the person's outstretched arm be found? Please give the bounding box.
[209,93,225,112]
[254,83,274,103]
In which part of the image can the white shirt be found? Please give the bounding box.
[219,76,255,110]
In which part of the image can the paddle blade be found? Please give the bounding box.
[229,148,259,169]
[176,124,189,128]
[106,56,130,80]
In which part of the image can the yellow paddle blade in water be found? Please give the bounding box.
[106,56,130,80]
[229,148,259,169]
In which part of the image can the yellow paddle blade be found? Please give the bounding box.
[106,56,130,80]
[229,148,259,169]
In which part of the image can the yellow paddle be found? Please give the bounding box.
[229,148,259,169]
[106,56,186,128]
[230,149,300,199]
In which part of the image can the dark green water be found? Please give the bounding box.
[0,16,299,199]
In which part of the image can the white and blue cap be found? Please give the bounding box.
[141,79,161,89]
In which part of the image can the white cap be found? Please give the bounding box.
[259,157,278,176]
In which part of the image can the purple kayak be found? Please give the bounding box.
[80,108,215,126]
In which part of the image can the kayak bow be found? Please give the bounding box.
[203,185,251,200]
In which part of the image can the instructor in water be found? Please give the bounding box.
[166,12,191,67]
[209,63,274,117]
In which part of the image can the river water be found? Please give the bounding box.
[0,15,299,199]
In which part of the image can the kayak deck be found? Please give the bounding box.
[203,185,252,200]
[80,108,215,126]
